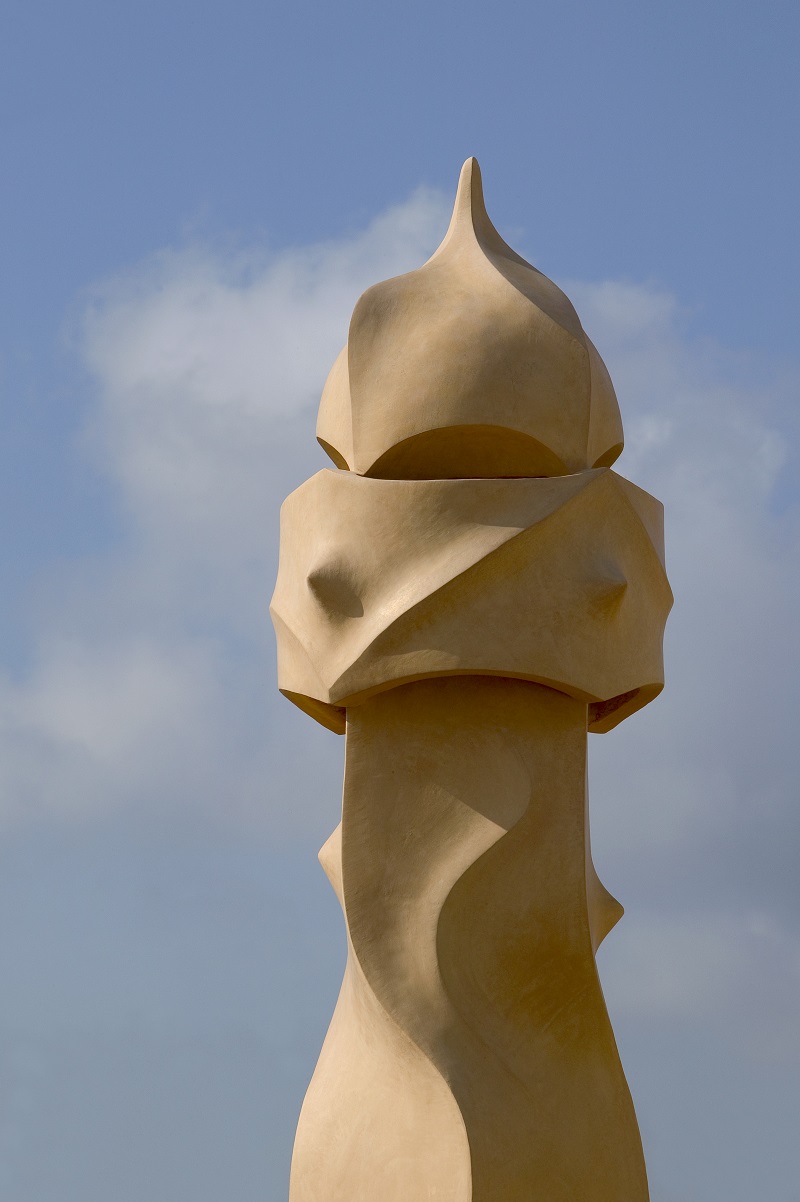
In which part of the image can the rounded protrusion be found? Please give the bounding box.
[307,556,364,620]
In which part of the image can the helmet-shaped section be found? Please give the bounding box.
[318,158,623,479]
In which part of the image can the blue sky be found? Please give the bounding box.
[1,2,799,1199]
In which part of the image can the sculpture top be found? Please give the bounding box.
[272,159,671,738]
[317,157,624,481]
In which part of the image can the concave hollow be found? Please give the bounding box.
[360,425,570,480]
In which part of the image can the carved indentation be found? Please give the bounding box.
[366,425,569,481]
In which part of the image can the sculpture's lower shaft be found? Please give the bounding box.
[290,676,649,1202]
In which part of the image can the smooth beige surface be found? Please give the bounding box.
[317,158,623,479]
[272,158,671,1200]
[292,680,646,1202]
[271,467,671,734]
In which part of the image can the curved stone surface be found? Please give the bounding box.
[274,157,670,1202]
[270,468,672,734]
[289,679,648,1202]
[317,158,623,479]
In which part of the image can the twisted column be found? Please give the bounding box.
[271,159,672,1201]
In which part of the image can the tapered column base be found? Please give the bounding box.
[290,677,648,1202]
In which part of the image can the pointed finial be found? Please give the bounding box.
[453,157,485,227]
[317,157,624,479]
[432,156,529,267]
[429,156,489,257]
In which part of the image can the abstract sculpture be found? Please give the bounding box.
[271,159,672,1201]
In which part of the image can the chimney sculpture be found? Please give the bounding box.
[271,159,672,1202]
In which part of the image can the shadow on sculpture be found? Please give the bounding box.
[271,158,672,1202]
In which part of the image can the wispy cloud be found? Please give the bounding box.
[575,278,800,1072]
[1,188,450,835]
[2,192,799,1067]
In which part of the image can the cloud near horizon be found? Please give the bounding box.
[2,188,799,1068]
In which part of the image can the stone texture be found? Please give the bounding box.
[271,157,672,1201]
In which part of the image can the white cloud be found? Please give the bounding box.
[577,280,800,858]
[575,277,800,1061]
[78,187,449,548]
[0,635,236,822]
[0,187,450,834]
[1,192,799,1067]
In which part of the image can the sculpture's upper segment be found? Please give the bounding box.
[318,158,624,479]
[271,469,671,736]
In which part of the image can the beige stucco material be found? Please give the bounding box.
[292,679,645,1202]
[317,158,623,479]
[271,467,671,734]
[272,158,671,1201]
